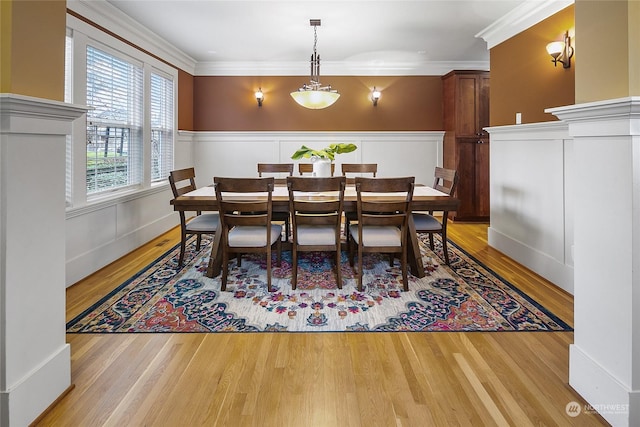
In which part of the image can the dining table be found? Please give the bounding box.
[170,182,459,279]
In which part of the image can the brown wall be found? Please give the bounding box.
[178,70,194,130]
[1,0,66,101]
[489,5,575,126]
[192,75,443,131]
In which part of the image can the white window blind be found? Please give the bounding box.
[64,31,74,206]
[86,45,143,194]
[150,72,174,182]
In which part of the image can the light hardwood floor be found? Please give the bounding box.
[34,223,608,426]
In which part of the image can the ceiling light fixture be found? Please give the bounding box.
[290,19,340,109]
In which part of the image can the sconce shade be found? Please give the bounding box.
[290,90,340,109]
[372,87,381,106]
[546,41,564,57]
[546,31,574,68]
[255,88,264,107]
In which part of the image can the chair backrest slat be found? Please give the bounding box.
[432,167,458,196]
[287,176,346,229]
[258,163,294,176]
[214,177,275,231]
[341,163,377,176]
[355,176,415,231]
[169,167,197,198]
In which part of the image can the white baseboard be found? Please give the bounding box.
[488,226,574,294]
[1,344,71,426]
[65,214,177,286]
[570,344,637,426]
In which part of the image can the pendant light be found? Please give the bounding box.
[290,19,340,109]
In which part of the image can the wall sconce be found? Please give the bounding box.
[255,88,264,107]
[546,31,574,68]
[371,87,381,106]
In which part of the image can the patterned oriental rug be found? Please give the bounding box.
[67,235,572,333]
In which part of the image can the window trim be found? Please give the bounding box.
[65,13,177,211]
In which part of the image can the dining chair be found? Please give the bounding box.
[169,167,219,267]
[341,163,378,245]
[341,163,377,181]
[298,163,335,176]
[214,177,282,292]
[257,163,294,241]
[348,176,415,291]
[412,167,459,265]
[287,176,346,290]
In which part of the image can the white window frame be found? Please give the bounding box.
[65,14,177,211]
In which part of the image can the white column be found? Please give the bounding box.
[0,94,86,426]
[548,97,640,427]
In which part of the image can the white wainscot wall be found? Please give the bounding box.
[65,132,195,287]
[189,131,445,189]
[486,122,574,294]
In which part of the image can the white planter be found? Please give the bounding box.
[312,158,333,177]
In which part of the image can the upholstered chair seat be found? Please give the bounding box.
[349,225,402,247]
[228,224,283,247]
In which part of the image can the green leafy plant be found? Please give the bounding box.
[291,143,357,161]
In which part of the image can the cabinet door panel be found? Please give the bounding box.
[476,138,490,217]
[453,139,477,219]
[455,76,479,137]
[478,76,490,134]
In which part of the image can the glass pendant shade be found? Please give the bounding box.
[290,90,340,109]
[292,19,339,110]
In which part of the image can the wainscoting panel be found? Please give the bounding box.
[486,122,574,294]
[192,131,445,187]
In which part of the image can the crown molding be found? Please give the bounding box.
[476,0,574,49]
[67,0,197,73]
[194,60,489,77]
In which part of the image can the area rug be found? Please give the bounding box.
[67,235,572,333]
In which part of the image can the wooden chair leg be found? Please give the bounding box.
[401,249,409,291]
[335,249,342,289]
[429,233,435,250]
[196,234,202,251]
[441,233,450,265]
[276,240,282,266]
[291,248,298,290]
[357,247,364,292]
[266,248,272,292]
[221,251,229,291]
[178,229,187,267]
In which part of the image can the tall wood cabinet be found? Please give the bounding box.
[442,70,490,221]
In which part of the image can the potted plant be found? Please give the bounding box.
[291,143,357,177]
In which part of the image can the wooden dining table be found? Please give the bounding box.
[170,183,459,279]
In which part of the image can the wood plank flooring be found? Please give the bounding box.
[35,223,608,426]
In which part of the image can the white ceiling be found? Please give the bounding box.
[104,0,529,75]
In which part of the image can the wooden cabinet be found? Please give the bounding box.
[442,70,490,221]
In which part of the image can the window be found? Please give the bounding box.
[86,46,143,193]
[64,19,176,207]
[150,72,174,182]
